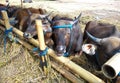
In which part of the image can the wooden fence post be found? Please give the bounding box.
[35,20,48,75]
[1,11,11,29]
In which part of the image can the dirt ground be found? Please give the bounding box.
[0,0,120,83]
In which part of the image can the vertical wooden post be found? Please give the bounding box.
[1,10,13,53]
[35,20,46,50]
[1,11,11,29]
[35,20,48,75]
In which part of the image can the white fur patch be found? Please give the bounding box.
[82,44,96,56]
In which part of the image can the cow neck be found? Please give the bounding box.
[53,24,74,57]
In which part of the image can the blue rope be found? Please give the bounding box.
[32,47,48,56]
[4,27,13,53]
[63,33,73,57]
[32,47,39,52]
[118,72,120,76]
[39,47,48,56]
[7,34,19,43]
[64,52,69,57]
[53,24,73,29]
[0,15,2,19]
[94,51,101,66]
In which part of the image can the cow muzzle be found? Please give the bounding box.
[56,45,66,56]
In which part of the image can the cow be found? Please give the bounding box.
[82,21,120,83]
[12,7,46,32]
[84,32,120,83]
[83,21,120,65]
[85,32,120,65]
[51,13,83,57]
[23,12,53,47]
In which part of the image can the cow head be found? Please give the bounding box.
[23,12,52,39]
[52,13,83,56]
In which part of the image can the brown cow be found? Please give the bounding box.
[12,7,46,32]
[23,12,53,47]
[51,13,83,56]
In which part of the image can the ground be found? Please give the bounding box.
[0,0,120,83]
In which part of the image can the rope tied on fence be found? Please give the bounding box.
[32,47,48,70]
[32,47,48,56]
[3,27,13,53]
[39,47,48,56]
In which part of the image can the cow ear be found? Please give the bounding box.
[86,31,102,45]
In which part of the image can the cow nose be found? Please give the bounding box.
[56,45,66,55]
[23,32,32,39]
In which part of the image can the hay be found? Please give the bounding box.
[0,31,72,83]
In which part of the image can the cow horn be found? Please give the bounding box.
[45,11,53,24]
[39,12,53,24]
[73,12,82,25]
[39,11,53,18]
[46,11,53,18]
[6,2,10,9]
[86,31,102,45]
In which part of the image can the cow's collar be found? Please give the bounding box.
[53,24,73,29]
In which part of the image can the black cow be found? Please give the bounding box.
[86,32,120,64]
[83,21,120,65]
[85,32,120,83]
[82,21,120,83]
[51,13,83,56]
